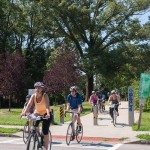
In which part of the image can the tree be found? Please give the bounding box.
[43,45,81,102]
[42,0,150,100]
[0,52,25,110]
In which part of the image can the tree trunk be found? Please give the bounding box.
[85,75,94,101]
[9,95,11,112]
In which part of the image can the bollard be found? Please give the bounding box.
[60,104,64,124]
[93,105,98,125]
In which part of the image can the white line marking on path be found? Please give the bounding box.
[109,144,122,150]
[0,138,21,143]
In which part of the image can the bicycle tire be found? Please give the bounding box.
[76,124,83,143]
[23,121,30,144]
[26,134,40,150]
[48,130,52,150]
[66,123,73,146]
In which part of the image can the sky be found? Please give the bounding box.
[136,10,150,24]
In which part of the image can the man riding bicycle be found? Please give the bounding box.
[65,86,82,132]
[108,90,120,119]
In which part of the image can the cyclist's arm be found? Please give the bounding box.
[78,95,82,113]
[66,103,70,111]
[22,95,34,115]
[44,93,50,117]
[66,95,70,111]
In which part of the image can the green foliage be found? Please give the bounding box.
[143,96,150,112]
[137,134,150,141]
[131,80,140,110]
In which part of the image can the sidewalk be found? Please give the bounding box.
[0,101,150,143]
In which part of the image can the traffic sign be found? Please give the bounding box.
[138,73,150,99]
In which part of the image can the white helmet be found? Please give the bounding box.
[70,86,77,92]
[111,90,116,94]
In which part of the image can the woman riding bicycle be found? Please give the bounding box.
[108,90,120,119]
[21,82,52,150]
[89,91,99,111]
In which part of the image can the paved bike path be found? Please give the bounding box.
[0,101,150,143]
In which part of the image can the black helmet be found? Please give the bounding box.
[26,95,31,101]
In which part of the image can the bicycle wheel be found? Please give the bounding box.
[23,121,30,144]
[76,124,83,143]
[66,123,73,146]
[48,130,52,150]
[113,110,117,126]
[26,134,40,150]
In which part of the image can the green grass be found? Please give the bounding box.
[137,134,150,141]
[0,127,20,134]
[0,102,92,133]
[132,112,150,131]
[132,111,150,141]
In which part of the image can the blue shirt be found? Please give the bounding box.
[67,93,82,110]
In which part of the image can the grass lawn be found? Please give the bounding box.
[132,112,150,131]
[0,127,20,134]
[0,102,92,133]
[132,111,150,141]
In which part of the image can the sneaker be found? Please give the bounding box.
[42,146,46,150]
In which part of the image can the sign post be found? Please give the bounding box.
[138,73,150,129]
[128,87,134,126]
[28,89,35,95]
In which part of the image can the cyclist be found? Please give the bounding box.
[22,95,34,114]
[21,95,34,131]
[89,91,99,111]
[108,90,120,120]
[65,86,82,134]
[100,95,106,112]
[21,82,52,150]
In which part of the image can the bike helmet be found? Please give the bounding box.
[92,91,95,94]
[26,95,31,101]
[70,86,77,92]
[34,82,45,88]
[111,90,116,94]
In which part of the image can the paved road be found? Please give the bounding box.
[0,136,118,150]
[0,137,150,150]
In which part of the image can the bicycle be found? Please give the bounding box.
[65,111,83,146]
[110,104,119,126]
[22,114,52,150]
[22,115,31,144]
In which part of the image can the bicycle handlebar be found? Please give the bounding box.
[21,114,47,121]
[64,111,80,117]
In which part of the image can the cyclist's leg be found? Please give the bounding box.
[109,107,113,119]
[115,105,119,116]
[42,117,51,150]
